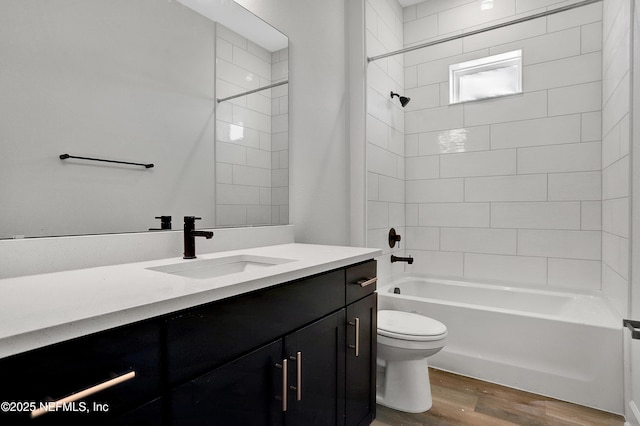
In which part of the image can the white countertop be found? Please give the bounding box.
[0,243,380,359]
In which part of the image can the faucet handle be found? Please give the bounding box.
[154,216,172,230]
[388,228,402,248]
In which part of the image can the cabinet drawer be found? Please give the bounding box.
[0,320,162,425]
[346,260,377,305]
[166,269,345,385]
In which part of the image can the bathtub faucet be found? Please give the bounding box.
[391,255,413,264]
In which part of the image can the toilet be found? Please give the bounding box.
[376,310,447,413]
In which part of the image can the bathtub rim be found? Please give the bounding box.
[377,272,623,330]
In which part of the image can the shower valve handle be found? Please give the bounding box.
[389,228,401,248]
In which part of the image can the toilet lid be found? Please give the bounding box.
[378,310,447,339]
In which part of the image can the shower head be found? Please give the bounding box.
[390,91,410,107]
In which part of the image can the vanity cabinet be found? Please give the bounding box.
[346,294,377,426]
[166,259,377,425]
[170,311,346,425]
[345,260,378,426]
[0,259,377,426]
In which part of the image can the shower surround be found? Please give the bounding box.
[402,1,603,288]
[367,0,631,318]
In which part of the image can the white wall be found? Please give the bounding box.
[0,0,354,279]
[234,0,352,245]
[348,0,368,248]
[628,0,640,422]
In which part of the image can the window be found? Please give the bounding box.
[449,50,522,104]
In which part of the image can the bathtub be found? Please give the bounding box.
[377,274,624,414]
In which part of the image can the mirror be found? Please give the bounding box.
[0,0,288,239]
[213,9,289,227]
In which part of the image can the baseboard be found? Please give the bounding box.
[628,400,640,426]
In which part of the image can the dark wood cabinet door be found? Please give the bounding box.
[0,320,162,425]
[113,397,164,426]
[284,310,346,426]
[346,293,377,426]
[169,340,284,426]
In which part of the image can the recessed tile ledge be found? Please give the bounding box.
[0,243,381,359]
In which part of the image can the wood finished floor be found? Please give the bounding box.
[372,369,625,426]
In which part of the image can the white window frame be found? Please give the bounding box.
[449,49,522,104]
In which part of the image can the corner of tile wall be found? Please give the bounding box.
[366,0,407,286]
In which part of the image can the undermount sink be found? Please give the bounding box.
[146,255,295,279]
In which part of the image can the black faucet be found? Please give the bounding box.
[391,255,414,265]
[183,216,214,259]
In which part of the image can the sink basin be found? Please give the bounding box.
[146,255,295,279]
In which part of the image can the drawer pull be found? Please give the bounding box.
[289,351,302,401]
[348,317,360,357]
[275,359,288,412]
[356,277,378,288]
[30,370,136,419]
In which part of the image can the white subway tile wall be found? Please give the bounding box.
[366,0,407,280]
[215,24,289,226]
[601,0,630,316]
[394,0,608,290]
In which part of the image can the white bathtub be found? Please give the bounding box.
[377,274,624,414]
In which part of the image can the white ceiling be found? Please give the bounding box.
[177,0,287,52]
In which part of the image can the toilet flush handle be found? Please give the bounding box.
[348,317,360,357]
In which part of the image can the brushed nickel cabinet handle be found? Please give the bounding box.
[289,351,302,401]
[356,277,378,287]
[30,370,136,419]
[348,317,360,357]
[275,359,288,412]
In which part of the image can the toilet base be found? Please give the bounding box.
[376,357,432,413]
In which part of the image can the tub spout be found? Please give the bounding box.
[391,255,413,264]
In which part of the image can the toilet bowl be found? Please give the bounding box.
[376,310,447,413]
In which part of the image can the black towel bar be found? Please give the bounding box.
[623,319,640,339]
[59,154,154,168]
